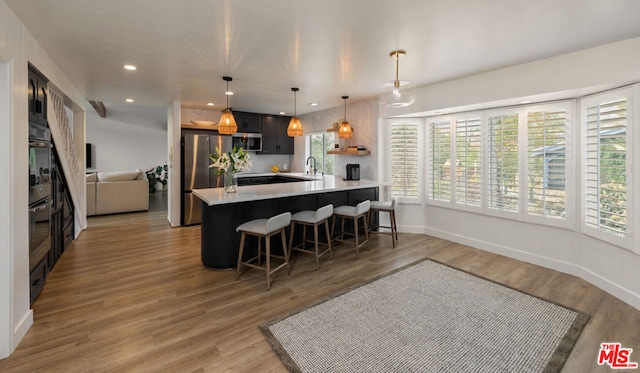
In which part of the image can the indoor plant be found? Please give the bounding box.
[209,146,251,193]
[146,164,168,193]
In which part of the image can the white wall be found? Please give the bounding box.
[389,36,640,310]
[0,0,86,358]
[86,103,167,173]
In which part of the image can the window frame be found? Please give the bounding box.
[580,87,634,251]
[426,115,453,208]
[483,107,523,220]
[387,119,423,204]
[306,131,335,175]
[452,111,484,214]
[522,101,573,229]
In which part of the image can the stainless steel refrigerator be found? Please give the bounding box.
[182,132,232,225]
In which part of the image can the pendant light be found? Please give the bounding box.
[218,76,238,135]
[379,50,416,108]
[287,87,303,137]
[338,96,352,139]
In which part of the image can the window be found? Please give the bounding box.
[308,132,335,174]
[526,105,569,220]
[427,118,451,203]
[454,116,482,208]
[583,89,630,243]
[389,121,419,200]
[487,111,520,214]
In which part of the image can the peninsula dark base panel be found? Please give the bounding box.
[200,187,379,269]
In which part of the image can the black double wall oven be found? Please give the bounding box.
[28,122,53,272]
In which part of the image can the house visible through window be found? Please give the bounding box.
[527,106,568,219]
[583,92,629,239]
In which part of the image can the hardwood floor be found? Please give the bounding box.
[2,192,639,372]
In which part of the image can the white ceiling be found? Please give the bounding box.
[6,0,640,116]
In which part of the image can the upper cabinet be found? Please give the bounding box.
[28,64,49,126]
[260,115,294,154]
[234,111,261,133]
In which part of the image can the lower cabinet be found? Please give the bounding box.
[29,258,47,305]
[30,151,74,305]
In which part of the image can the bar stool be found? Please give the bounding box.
[331,200,370,259]
[236,212,291,290]
[288,204,334,272]
[368,198,398,248]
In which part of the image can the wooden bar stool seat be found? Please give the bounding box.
[288,204,334,272]
[236,212,291,290]
[331,200,370,259]
[368,198,398,248]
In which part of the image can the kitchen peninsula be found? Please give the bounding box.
[192,174,381,269]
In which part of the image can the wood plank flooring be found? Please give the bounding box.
[2,193,639,372]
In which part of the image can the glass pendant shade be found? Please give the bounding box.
[379,79,416,108]
[338,120,352,138]
[287,87,303,137]
[379,50,416,108]
[218,108,237,135]
[287,116,303,136]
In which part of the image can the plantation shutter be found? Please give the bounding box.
[389,122,419,200]
[584,98,627,237]
[487,113,519,212]
[455,117,482,207]
[428,119,451,203]
[527,109,567,219]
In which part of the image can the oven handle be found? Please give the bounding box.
[29,141,52,148]
[29,198,52,213]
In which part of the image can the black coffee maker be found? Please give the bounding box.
[345,164,360,180]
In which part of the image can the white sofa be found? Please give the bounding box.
[86,171,149,216]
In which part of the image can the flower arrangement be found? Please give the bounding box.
[209,146,251,192]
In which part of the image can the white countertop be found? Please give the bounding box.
[192,173,385,206]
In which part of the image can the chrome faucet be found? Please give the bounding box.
[306,156,317,175]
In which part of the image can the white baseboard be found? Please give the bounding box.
[419,226,640,311]
[13,309,32,351]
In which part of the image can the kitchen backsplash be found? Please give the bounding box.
[247,153,292,173]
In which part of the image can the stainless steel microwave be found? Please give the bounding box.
[232,132,262,151]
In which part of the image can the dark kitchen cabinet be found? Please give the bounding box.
[49,152,74,271]
[30,146,74,305]
[234,111,261,133]
[28,63,49,126]
[260,115,294,154]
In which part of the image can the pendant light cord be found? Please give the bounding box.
[394,53,400,89]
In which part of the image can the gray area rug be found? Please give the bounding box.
[261,259,590,373]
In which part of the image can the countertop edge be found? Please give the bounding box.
[192,176,387,206]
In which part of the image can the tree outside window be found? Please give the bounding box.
[308,132,335,174]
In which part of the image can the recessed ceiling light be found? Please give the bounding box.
[279,111,286,115]
[206,102,215,106]
[520,100,533,104]
[225,91,234,96]
[125,98,134,103]
[310,103,318,106]
[124,65,136,71]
